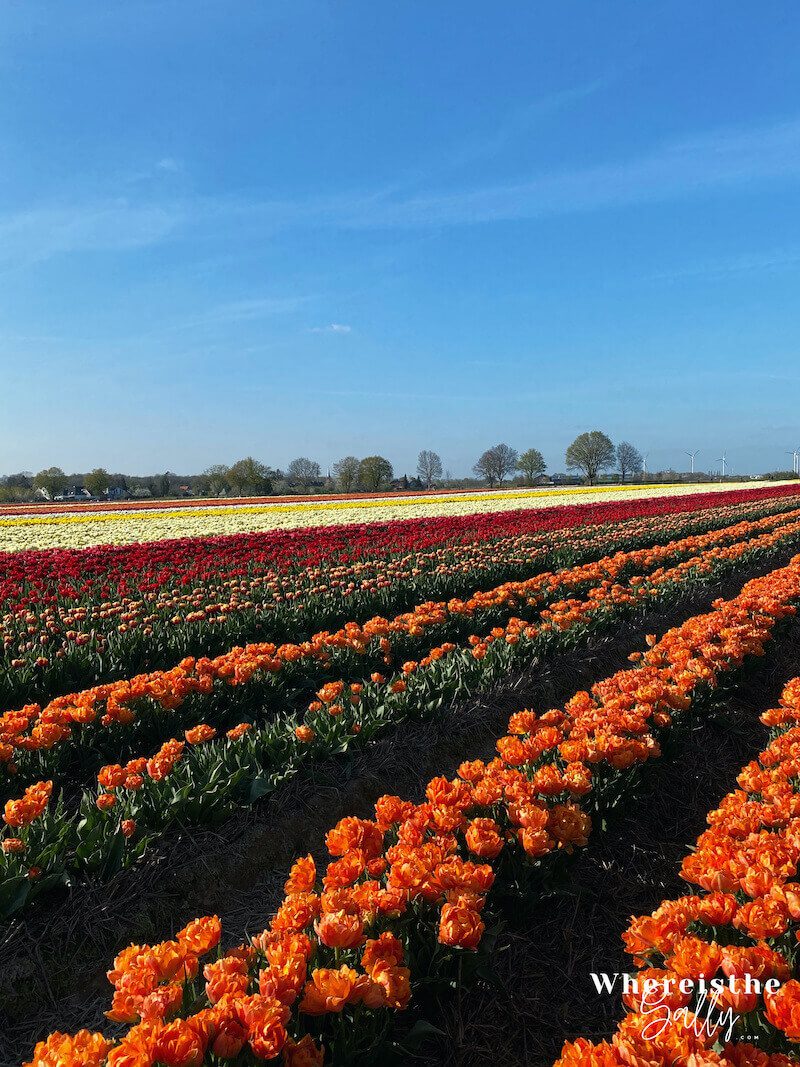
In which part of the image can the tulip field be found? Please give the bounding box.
[0,480,780,552]
[7,483,800,1065]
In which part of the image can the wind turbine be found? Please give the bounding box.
[788,450,800,476]
[684,450,700,475]
[717,453,727,478]
[642,453,649,476]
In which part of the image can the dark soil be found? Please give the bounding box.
[1,552,798,1065]
[411,624,800,1067]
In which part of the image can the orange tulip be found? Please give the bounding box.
[152,1019,206,1067]
[315,909,364,949]
[437,903,484,950]
[282,1034,325,1067]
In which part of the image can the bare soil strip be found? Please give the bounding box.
[409,626,800,1067]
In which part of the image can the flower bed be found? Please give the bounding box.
[1,481,797,552]
[7,495,791,710]
[23,554,800,1066]
[9,506,798,786]
[4,509,796,919]
[556,677,800,1065]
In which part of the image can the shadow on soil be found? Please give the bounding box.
[2,554,799,1064]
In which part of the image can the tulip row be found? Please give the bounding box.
[6,509,794,918]
[555,677,800,1066]
[4,515,800,927]
[7,486,800,610]
[5,490,800,711]
[8,483,800,595]
[23,551,800,1067]
[9,496,792,711]
[1,481,787,553]
[5,506,799,796]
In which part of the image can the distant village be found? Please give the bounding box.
[0,441,789,506]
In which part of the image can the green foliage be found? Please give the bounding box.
[33,467,67,499]
[358,455,393,491]
[227,457,274,496]
[203,464,231,495]
[565,430,616,485]
[84,468,110,497]
[517,448,546,485]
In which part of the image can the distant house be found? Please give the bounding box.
[551,473,582,486]
[105,486,129,501]
[53,486,91,502]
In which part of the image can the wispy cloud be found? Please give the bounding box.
[328,116,800,228]
[201,114,800,231]
[155,296,310,334]
[4,115,800,272]
[433,74,617,178]
[201,297,307,322]
[0,199,183,270]
[198,116,800,234]
[648,247,800,282]
[310,322,352,334]
[156,157,181,173]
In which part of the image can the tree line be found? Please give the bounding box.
[473,432,643,486]
[6,433,644,502]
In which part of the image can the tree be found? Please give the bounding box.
[203,464,231,495]
[517,448,547,485]
[227,457,273,496]
[33,467,67,499]
[157,472,172,497]
[358,455,393,492]
[84,468,110,497]
[473,443,519,487]
[565,431,616,485]
[287,457,322,488]
[616,441,643,483]
[416,450,443,489]
[473,450,493,486]
[332,456,360,493]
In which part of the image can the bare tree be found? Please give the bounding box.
[616,441,643,483]
[287,457,321,488]
[473,443,518,487]
[516,448,546,485]
[416,450,443,489]
[565,431,616,485]
[332,456,360,493]
[473,451,495,486]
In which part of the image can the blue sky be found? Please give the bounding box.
[2,1,800,477]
